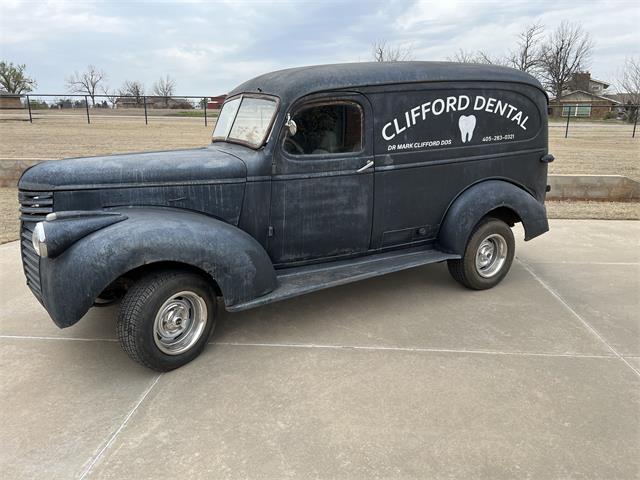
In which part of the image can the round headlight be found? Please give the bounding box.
[32,222,48,257]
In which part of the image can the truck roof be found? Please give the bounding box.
[228,61,545,102]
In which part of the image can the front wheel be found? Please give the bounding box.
[117,271,217,371]
[447,217,515,290]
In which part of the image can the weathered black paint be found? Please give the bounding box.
[18,61,550,328]
[19,147,247,190]
[230,62,543,106]
[437,180,548,255]
[39,208,276,327]
[39,211,126,259]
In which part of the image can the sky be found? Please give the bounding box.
[1,0,639,96]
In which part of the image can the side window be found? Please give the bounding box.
[284,102,363,156]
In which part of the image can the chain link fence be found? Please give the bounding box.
[1,94,638,138]
[547,102,638,138]
[0,93,223,126]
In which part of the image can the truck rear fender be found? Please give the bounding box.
[437,180,548,255]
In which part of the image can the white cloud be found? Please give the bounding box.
[0,0,127,44]
[1,0,638,93]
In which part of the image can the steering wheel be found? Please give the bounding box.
[284,137,305,155]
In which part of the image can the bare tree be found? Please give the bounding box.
[508,23,544,74]
[448,49,506,65]
[475,51,507,66]
[101,86,119,108]
[65,65,106,106]
[616,57,640,122]
[0,61,37,94]
[152,74,176,107]
[448,49,478,63]
[372,41,413,62]
[120,80,145,105]
[617,57,640,103]
[539,21,593,100]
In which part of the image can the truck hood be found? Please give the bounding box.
[18,146,247,191]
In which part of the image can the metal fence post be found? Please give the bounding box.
[564,105,571,138]
[26,95,33,123]
[143,96,148,125]
[633,107,638,138]
[204,98,208,127]
[84,96,90,124]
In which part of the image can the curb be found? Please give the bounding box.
[547,175,639,201]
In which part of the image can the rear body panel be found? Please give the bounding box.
[364,81,548,249]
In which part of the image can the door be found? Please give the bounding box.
[368,83,545,249]
[267,93,374,265]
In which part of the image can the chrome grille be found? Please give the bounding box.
[19,190,53,304]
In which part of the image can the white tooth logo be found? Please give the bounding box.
[458,114,477,143]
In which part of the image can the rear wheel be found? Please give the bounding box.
[447,217,515,290]
[117,270,217,371]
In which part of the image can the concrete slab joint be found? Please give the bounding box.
[0,219,638,479]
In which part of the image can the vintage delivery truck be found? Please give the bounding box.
[18,62,552,371]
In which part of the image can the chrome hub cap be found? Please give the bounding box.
[475,234,508,278]
[153,291,207,355]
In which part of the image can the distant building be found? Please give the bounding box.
[114,96,193,109]
[604,93,639,121]
[0,93,23,109]
[549,72,620,119]
[550,90,621,119]
[207,95,226,110]
[605,93,637,105]
[565,72,610,96]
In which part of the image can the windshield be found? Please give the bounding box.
[212,95,278,148]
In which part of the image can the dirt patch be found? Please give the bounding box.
[546,200,639,220]
[0,188,19,244]
[548,123,639,182]
[0,115,212,160]
[0,117,638,181]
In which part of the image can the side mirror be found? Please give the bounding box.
[284,113,297,136]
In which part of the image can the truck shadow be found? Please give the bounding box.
[212,262,461,344]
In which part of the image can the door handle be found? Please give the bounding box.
[356,160,374,173]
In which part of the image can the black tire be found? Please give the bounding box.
[117,270,217,371]
[447,217,515,290]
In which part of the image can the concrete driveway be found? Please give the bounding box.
[1,220,638,479]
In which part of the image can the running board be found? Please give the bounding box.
[227,247,460,312]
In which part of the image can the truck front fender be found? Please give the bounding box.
[39,207,276,328]
[437,180,549,255]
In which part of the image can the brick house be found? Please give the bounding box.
[549,73,620,119]
[549,90,621,119]
[114,96,193,109]
[207,95,226,110]
[0,93,23,109]
[566,72,610,96]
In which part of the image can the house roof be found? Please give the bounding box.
[589,78,610,87]
[552,90,621,104]
[605,93,637,104]
[228,61,545,104]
